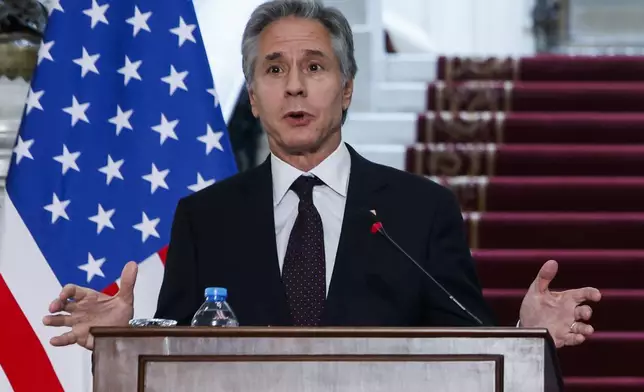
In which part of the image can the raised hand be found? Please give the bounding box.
[42,261,138,350]
[519,259,602,348]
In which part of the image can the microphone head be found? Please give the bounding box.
[364,209,383,234]
[349,207,384,234]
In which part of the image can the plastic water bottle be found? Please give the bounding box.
[190,287,239,327]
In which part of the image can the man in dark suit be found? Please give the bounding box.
[154,141,497,328]
[43,0,601,351]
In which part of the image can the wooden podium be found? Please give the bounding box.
[90,326,563,392]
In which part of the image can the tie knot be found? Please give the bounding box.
[290,175,324,202]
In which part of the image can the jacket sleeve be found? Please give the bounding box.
[421,185,498,327]
[154,198,201,326]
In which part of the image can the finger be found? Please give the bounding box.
[43,314,78,327]
[534,259,558,294]
[572,287,602,303]
[49,285,80,313]
[48,298,67,313]
[574,305,593,321]
[564,333,586,347]
[63,301,78,313]
[571,321,594,336]
[58,284,88,303]
[50,331,78,347]
[117,261,138,302]
[48,298,79,314]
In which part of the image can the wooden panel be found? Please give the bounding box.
[92,327,550,392]
[139,354,503,392]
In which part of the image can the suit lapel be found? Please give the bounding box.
[321,144,388,325]
[239,157,293,326]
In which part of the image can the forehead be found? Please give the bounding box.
[258,16,334,56]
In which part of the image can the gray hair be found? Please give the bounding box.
[241,0,358,123]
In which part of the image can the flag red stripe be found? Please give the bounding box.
[0,274,64,391]
[158,246,168,265]
[101,247,168,297]
[102,282,119,297]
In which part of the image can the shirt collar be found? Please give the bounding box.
[271,141,351,206]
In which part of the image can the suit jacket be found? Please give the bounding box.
[154,144,497,327]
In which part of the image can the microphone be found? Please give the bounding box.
[368,212,484,326]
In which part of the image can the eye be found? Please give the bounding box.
[309,63,322,72]
[267,65,281,74]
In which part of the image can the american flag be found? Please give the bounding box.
[0,0,238,390]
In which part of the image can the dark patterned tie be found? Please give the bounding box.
[282,175,326,326]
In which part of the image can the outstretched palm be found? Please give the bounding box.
[519,260,602,348]
[43,262,138,350]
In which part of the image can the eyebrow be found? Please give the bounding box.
[264,49,328,61]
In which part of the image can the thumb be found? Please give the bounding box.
[534,259,558,294]
[117,261,138,303]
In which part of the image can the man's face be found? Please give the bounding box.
[248,16,353,156]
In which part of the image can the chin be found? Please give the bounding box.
[277,127,323,152]
[281,138,322,154]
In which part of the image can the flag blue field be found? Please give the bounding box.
[0,0,238,390]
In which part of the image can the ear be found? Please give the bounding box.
[342,79,354,110]
[247,83,259,118]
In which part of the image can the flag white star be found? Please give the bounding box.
[169,16,196,47]
[207,88,220,107]
[12,136,34,165]
[117,56,142,86]
[48,0,64,15]
[25,88,44,115]
[197,125,224,154]
[62,95,90,126]
[188,173,215,193]
[44,193,70,224]
[161,65,188,96]
[78,253,106,283]
[126,6,152,37]
[108,105,133,136]
[133,212,160,243]
[83,0,109,29]
[151,114,179,145]
[142,163,170,194]
[37,40,54,65]
[73,47,100,78]
[53,144,81,175]
[88,204,115,234]
[98,155,124,185]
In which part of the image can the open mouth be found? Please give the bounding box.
[285,111,310,119]
[284,111,313,126]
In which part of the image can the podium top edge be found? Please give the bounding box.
[90,326,550,339]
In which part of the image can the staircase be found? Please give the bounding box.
[399,55,644,391]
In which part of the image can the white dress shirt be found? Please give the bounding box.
[271,141,351,293]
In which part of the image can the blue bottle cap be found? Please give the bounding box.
[205,287,227,299]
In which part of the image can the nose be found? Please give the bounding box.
[285,67,306,97]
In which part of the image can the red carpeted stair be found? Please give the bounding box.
[430,177,644,212]
[437,54,644,82]
[408,144,644,176]
[409,55,644,391]
[416,112,644,145]
[429,81,644,113]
